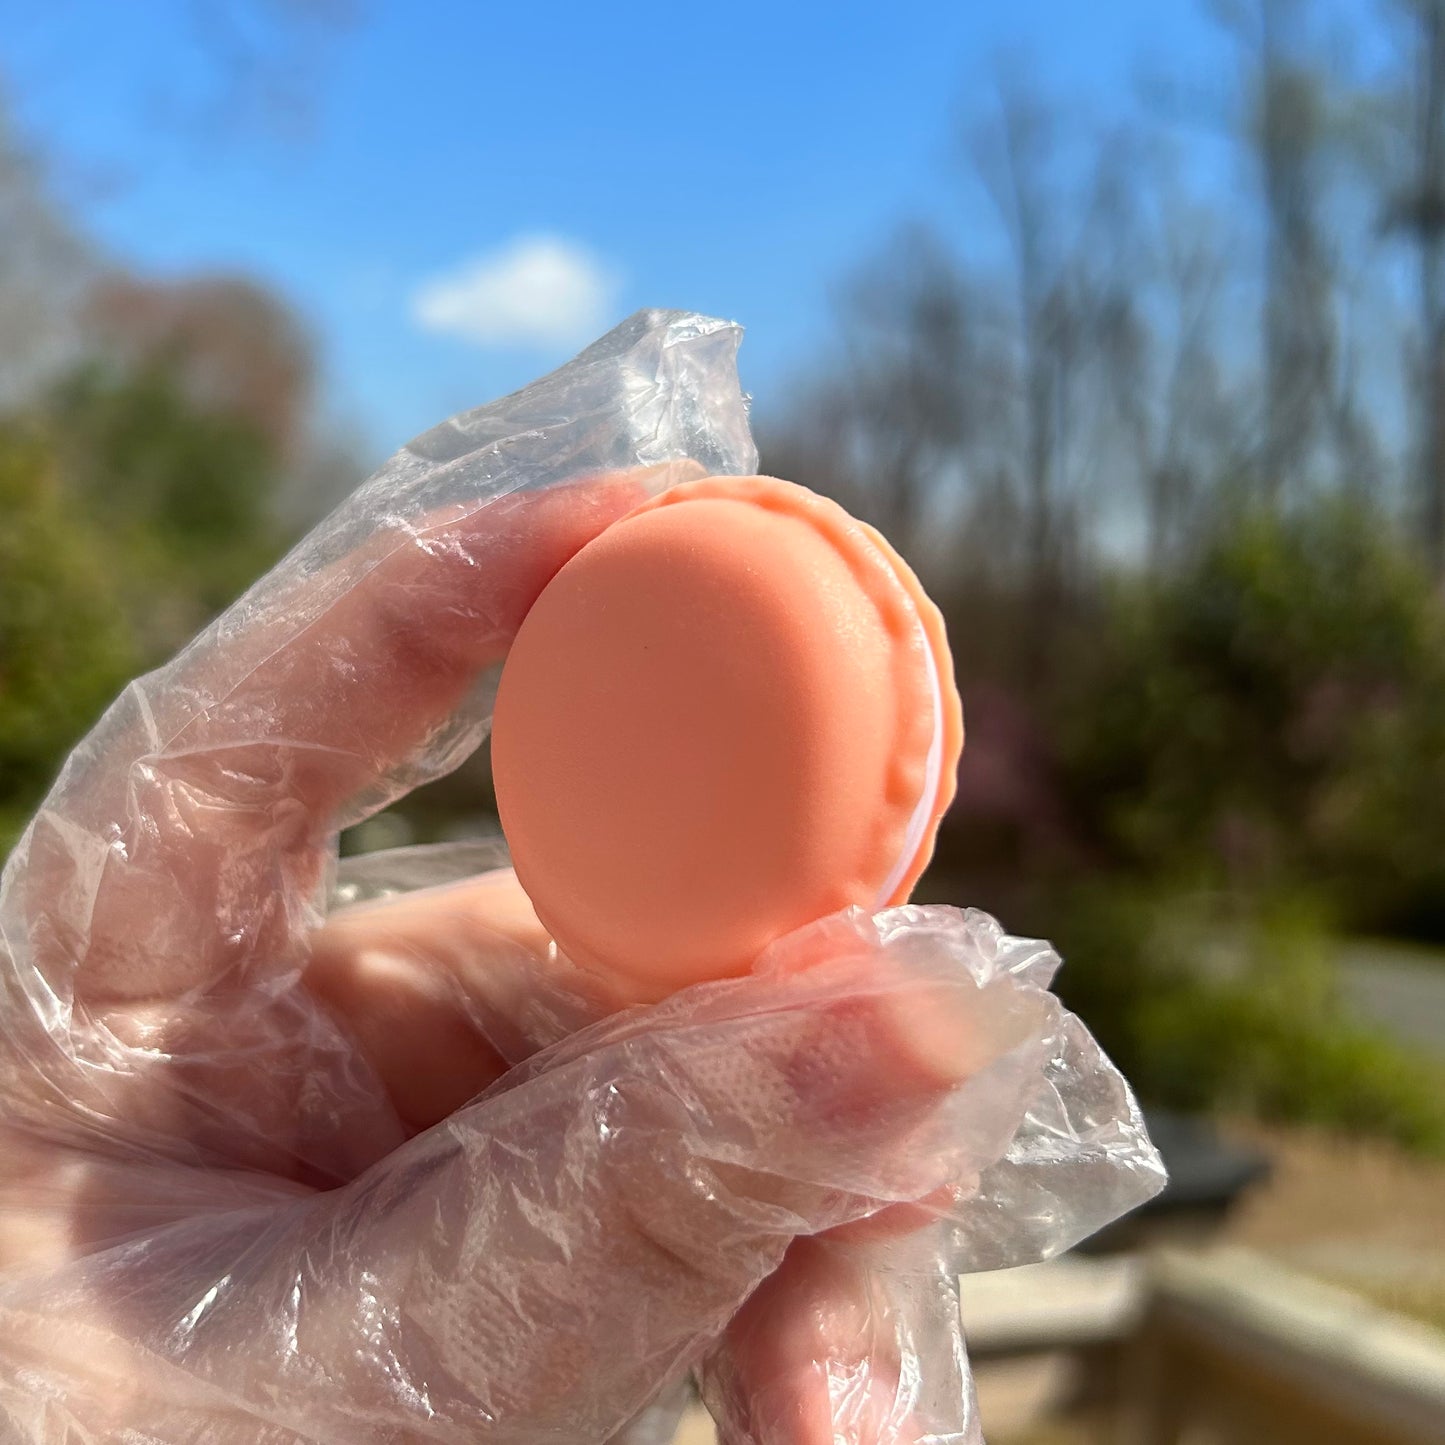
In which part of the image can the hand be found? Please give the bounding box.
[0,464,1062,1445]
[0,310,1162,1444]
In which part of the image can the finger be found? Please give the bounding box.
[702,1237,977,1445]
[704,1240,917,1445]
[0,1124,308,1274]
[304,868,620,1132]
[0,949,994,1443]
[39,870,604,1185]
[0,973,408,1188]
[692,911,1053,1445]
[304,886,1052,1156]
[21,470,652,1005]
[2,866,575,1187]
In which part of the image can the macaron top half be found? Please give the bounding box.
[491,475,964,998]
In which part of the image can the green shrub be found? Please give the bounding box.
[1049,882,1445,1154]
[0,362,288,860]
[1060,497,1445,938]
[0,426,136,851]
[45,363,285,651]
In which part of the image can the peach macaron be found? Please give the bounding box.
[491,475,963,998]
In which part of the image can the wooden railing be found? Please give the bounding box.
[1126,1250,1445,1445]
[676,1247,1445,1443]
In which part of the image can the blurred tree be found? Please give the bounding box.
[80,270,361,536]
[1382,0,1445,573]
[0,69,343,865]
[765,85,1190,660]
[1061,496,1445,933]
[0,104,94,405]
[974,79,1071,614]
[762,228,988,577]
[44,360,288,655]
[4,1,357,150]
[1212,0,1382,502]
[0,426,135,850]
[965,78,1159,650]
[85,274,314,462]
[1128,201,1236,569]
[183,0,359,140]
[1255,0,1338,497]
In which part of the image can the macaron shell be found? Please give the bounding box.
[845,510,963,902]
[492,475,962,994]
[634,478,962,905]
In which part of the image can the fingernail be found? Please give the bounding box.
[879,974,1053,1090]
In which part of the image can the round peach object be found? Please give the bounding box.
[491,475,964,999]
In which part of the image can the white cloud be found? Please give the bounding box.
[411,234,618,348]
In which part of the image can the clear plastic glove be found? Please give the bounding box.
[0,312,1165,1444]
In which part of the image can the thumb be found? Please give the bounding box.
[701,1235,979,1445]
[0,945,1041,1445]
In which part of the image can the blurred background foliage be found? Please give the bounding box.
[3,0,1445,1152]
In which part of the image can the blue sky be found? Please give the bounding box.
[1,1,1239,462]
